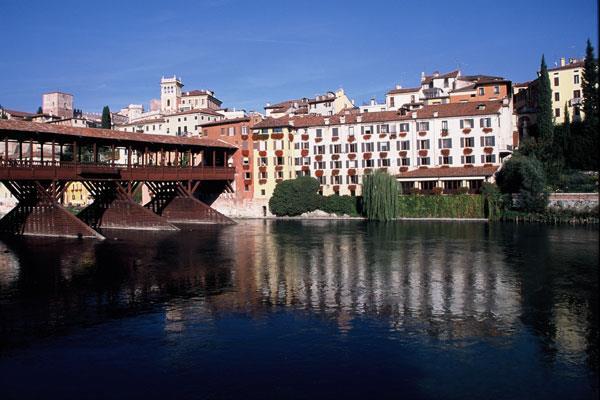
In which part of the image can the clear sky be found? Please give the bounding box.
[0,0,597,114]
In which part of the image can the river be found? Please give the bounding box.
[0,220,597,399]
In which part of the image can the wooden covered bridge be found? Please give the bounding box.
[0,119,237,239]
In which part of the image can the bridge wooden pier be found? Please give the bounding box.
[0,120,237,239]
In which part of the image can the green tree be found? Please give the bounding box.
[536,55,554,144]
[269,176,322,216]
[496,154,548,212]
[0,105,6,119]
[36,106,43,114]
[101,106,112,129]
[582,39,599,170]
[362,170,398,221]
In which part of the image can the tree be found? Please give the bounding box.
[496,154,548,212]
[36,106,43,114]
[0,105,6,119]
[362,170,398,221]
[101,106,112,129]
[269,176,322,216]
[536,55,554,144]
[582,39,599,170]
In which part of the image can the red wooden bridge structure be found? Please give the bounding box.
[0,119,237,239]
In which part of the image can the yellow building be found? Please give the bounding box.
[547,58,585,124]
[251,120,296,200]
[63,182,91,207]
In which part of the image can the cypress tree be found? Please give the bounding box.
[0,105,6,119]
[36,106,43,114]
[362,170,398,221]
[536,55,554,144]
[101,106,112,129]
[582,39,599,170]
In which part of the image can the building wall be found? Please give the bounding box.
[450,83,510,103]
[252,126,295,200]
[42,92,73,119]
[548,63,584,123]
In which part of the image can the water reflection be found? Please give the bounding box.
[0,220,597,397]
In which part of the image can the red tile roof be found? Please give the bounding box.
[199,117,252,127]
[397,165,498,179]
[170,108,223,117]
[254,100,505,128]
[387,87,420,95]
[181,89,212,97]
[0,119,236,149]
[548,60,584,72]
[2,108,34,118]
[422,70,460,84]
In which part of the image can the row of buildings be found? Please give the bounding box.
[0,55,586,216]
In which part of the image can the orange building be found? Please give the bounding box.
[200,115,262,202]
[450,76,512,103]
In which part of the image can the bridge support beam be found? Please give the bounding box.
[78,181,179,231]
[0,181,104,239]
[145,181,234,224]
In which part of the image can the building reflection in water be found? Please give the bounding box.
[0,221,597,373]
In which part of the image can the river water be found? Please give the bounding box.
[0,220,597,399]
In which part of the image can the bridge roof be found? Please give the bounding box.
[0,119,236,149]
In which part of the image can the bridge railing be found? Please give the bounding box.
[0,160,235,181]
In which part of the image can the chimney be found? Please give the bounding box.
[395,84,402,90]
[340,116,346,124]
[560,57,566,67]
[412,112,418,119]
[433,111,439,118]
[324,117,330,125]
[370,98,376,106]
[357,115,362,123]
[421,72,425,82]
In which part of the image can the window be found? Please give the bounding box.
[494,85,500,95]
[330,160,342,169]
[258,157,268,166]
[417,121,429,131]
[555,108,561,117]
[378,142,390,152]
[315,161,326,169]
[362,142,374,152]
[361,125,374,135]
[314,145,326,154]
[389,97,395,107]
[440,156,453,165]
[243,157,249,165]
[574,89,581,99]
[378,124,389,134]
[444,78,449,88]
[554,77,560,86]
[349,126,355,136]
[275,157,284,165]
[399,123,410,132]
[259,171,268,179]
[398,157,410,166]
[378,158,391,167]
[417,157,430,166]
[228,127,235,136]
[441,120,448,130]
[363,159,375,167]
[482,154,497,163]
[574,74,580,84]
[220,128,225,136]
[462,155,475,164]
[398,140,410,151]
[348,175,359,184]
[317,176,327,185]
[417,139,430,150]
[331,144,342,154]
[347,143,357,153]
[332,127,339,137]
[460,119,475,129]
[346,159,358,168]
[439,138,452,149]
[331,175,343,185]
[316,128,322,138]
[480,118,492,128]
[244,172,252,180]
[478,87,485,96]
[242,126,248,135]
[482,136,495,146]
[554,92,560,102]
[273,127,283,133]
[461,137,475,148]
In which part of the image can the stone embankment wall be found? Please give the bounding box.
[211,196,272,218]
[547,193,598,211]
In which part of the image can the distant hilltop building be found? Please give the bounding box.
[42,91,73,119]
[115,75,236,137]
[264,89,353,118]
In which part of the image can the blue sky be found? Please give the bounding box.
[0,0,597,114]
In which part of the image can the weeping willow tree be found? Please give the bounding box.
[362,170,399,221]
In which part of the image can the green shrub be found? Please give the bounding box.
[269,176,322,216]
[455,186,469,195]
[496,154,548,212]
[319,195,358,216]
[396,194,484,218]
[362,171,398,220]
